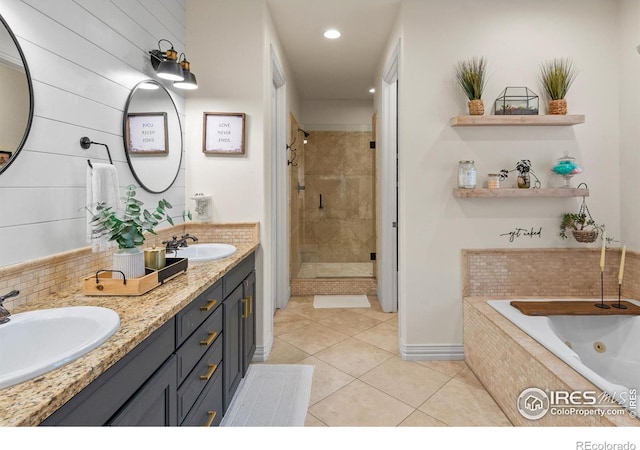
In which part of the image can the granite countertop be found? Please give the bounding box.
[0,240,259,427]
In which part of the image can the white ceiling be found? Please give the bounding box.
[266,0,401,101]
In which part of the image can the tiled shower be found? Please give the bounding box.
[289,116,376,282]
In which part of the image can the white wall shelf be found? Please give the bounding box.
[454,188,589,198]
[450,115,585,127]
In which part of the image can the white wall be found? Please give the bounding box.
[379,0,622,357]
[619,0,640,250]
[185,0,300,357]
[0,0,187,268]
[301,99,373,131]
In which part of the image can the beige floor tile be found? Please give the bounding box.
[454,365,485,389]
[314,337,394,377]
[304,413,327,426]
[354,322,399,353]
[414,360,466,378]
[298,356,355,405]
[308,379,414,426]
[266,337,311,364]
[278,322,349,355]
[359,356,451,408]
[285,298,345,321]
[318,310,382,335]
[274,309,313,336]
[418,378,512,426]
[398,410,448,427]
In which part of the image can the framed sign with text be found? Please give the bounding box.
[203,112,246,155]
[126,112,168,154]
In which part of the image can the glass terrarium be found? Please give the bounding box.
[494,87,539,115]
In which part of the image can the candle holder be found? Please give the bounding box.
[595,271,610,309]
[611,284,627,309]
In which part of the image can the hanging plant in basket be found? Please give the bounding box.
[559,188,604,243]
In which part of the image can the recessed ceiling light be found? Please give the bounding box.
[369,88,375,94]
[323,29,341,39]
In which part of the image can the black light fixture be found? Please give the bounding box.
[149,39,184,82]
[173,53,198,90]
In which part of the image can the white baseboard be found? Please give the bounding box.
[399,341,464,361]
[252,331,274,362]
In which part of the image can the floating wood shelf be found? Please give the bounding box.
[450,115,585,127]
[454,188,589,198]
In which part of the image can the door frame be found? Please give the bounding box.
[378,41,399,313]
[271,47,290,311]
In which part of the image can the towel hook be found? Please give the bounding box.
[81,137,113,168]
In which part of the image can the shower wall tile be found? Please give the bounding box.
[289,115,305,278]
[302,131,375,264]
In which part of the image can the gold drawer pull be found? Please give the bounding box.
[200,331,217,346]
[241,298,248,319]
[204,410,217,427]
[200,363,218,381]
[247,295,253,315]
[200,299,218,311]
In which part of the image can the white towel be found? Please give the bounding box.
[86,163,122,252]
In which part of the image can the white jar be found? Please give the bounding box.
[458,160,476,189]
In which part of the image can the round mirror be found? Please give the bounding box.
[0,14,34,176]
[123,80,182,193]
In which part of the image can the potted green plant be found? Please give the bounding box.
[90,184,188,279]
[499,159,541,189]
[559,213,604,243]
[455,56,488,115]
[540,58,577,115]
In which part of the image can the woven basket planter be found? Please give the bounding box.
[468,99,484,115]
[548,99,567,115]
[572,229,598,243]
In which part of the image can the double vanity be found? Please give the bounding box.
[0,235,259,426]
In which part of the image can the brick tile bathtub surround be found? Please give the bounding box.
[462,247,638,427]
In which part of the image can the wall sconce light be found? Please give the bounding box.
[149,39,199,89]
[149,39,183,81]
[173,53,198,90]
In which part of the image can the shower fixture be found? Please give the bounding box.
[298,128,310,138]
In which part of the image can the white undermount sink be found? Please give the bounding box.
[172,243,237,261]
[0,306,119,389]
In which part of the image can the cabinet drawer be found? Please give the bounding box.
[176,280,222,347]
[177,336,222,423]
[176,306,223,385]
[222,252,255,298]
[180,361,224,427]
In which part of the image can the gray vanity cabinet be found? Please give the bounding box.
[41,251,256,427]
[242,270,256,376]
[108,355,177,426]
[222,252,256,412]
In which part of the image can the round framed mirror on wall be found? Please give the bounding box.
[123,80,182,193]
[0,13,34,176]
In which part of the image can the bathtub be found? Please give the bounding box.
[488,299,639,418]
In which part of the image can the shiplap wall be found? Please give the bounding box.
[0,0,187,268]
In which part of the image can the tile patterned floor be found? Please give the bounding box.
[267,296,513,427]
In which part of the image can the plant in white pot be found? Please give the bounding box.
[90,184,185,279]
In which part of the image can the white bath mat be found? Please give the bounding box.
[220,364,314,427]
[313,294,370,309]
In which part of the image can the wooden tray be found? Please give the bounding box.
[510,300,640,316]
[83,258,188,296]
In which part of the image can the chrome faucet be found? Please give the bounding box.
[162,234,198,254]
[0,290,19,324]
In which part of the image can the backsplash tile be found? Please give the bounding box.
[0,223,258,310]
